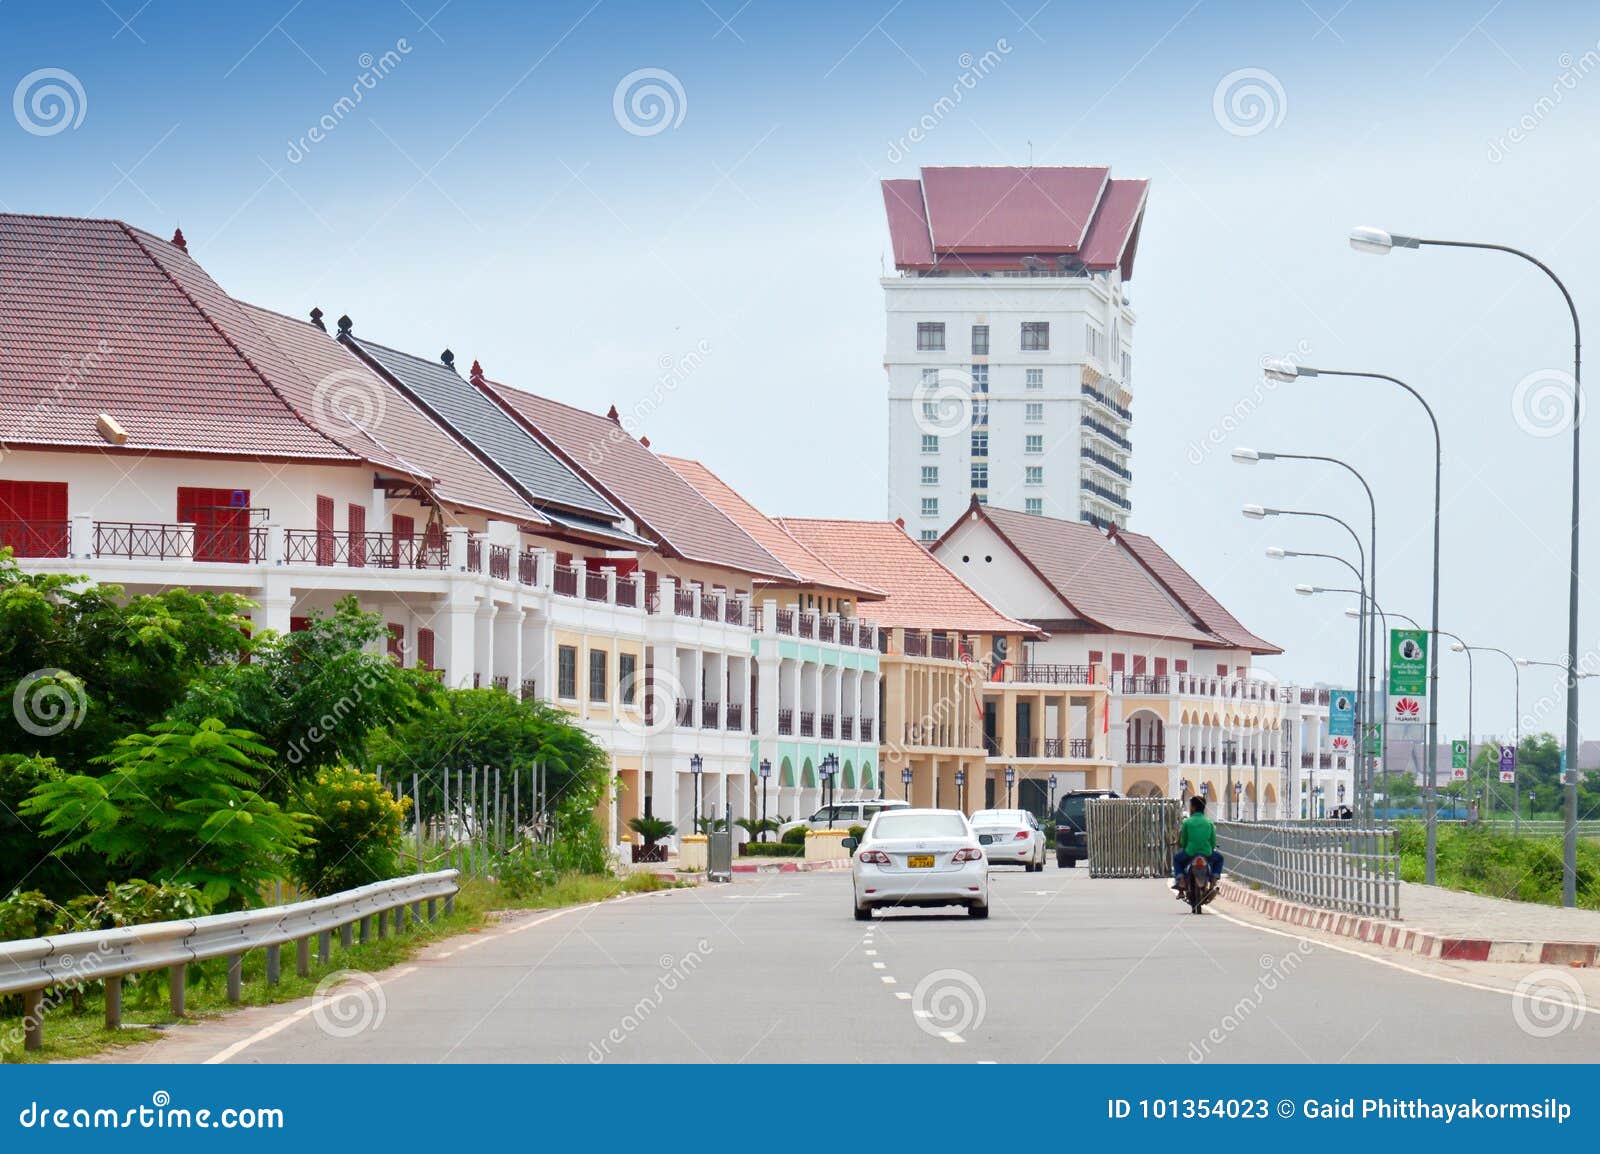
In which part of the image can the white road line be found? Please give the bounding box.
[894,991,911,1000]
[941,1031,964,1044]
[881,976,897,984]
[1210,907,1600,1017]
[872,961,886,969]
[865,949,877,956]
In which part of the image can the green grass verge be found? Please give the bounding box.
[1396,819,1600,910]
[0,871,674,1065]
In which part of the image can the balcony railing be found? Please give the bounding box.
[488,544,511,581]
[585,570,608,602]
[517,550,538,585]
[676,699,695,728]
[839,716,855,741]
[0,520,69,557]
[865,717,880,742]
[725,703,744,731]
[1006,663,1094,685]
[903,631,927,657]
[615,578,638,608]
[700,594,720,622]
[778,708,794,736]
[492,675,509,692]
[775,608,795,635]
[1119,675,1169,695]
[1080,382,1133,422]
[701,701,720,728]
[1015,736,1038,758]
[799,710,816,737]
[520,679,537,701]
[1080,415,1132,451]
[1126,742,1166,764]
[553,565,579,597]
[818,617,836,643]
[930,635,954,660]
[96,522,268,564]
[1080,446,1133,481]
[797,614,816,639]
[466,536,482,572]
[675,588,695,618]
[820,713,835,739]
[724,598,743,627]
[837,618,855,646]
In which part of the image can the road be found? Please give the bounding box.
[98,867,1594,1063]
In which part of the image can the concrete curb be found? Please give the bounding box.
[732,858,851,874]
[1216,881,1599,965]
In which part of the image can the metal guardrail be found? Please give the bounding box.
[0,870,459,1051]
[1087,797,1182,877]
[1215,822,1398,920]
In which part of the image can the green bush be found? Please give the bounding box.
[848,824,867,842]
[492,840,549,900]
[292,766,409,897]
[742,842,803,858]
[0,890,61,941]
[58,879,209,933]
[1396,819,1600,909]
[781,825,809,846]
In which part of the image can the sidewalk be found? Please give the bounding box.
[1218,880,1600,965]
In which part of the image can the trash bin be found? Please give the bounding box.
[707,805,734,883]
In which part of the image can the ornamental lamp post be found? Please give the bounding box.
[821,753,839,827]
[902,765,914,801]
[758,758,772,841]
[689,754,704,830]
[1005,765,1016,809]
[954,768,967,813]
[1048,773,1058,815]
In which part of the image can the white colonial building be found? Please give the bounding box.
[881,167,1147,539]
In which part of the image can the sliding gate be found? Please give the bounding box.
[1086,797,1182,877]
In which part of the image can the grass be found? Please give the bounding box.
[1396,819,1600,910]
[0,870,675,1065]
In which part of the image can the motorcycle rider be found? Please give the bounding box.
[1172,794,1224,896]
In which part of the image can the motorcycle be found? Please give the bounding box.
[1177,855,1217,915]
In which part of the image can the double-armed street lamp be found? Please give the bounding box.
[1349,224,1582,906]
[1261,359,1444,884]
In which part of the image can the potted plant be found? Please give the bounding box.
[628,815,676,863]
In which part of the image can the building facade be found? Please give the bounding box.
[881,167,1147,538]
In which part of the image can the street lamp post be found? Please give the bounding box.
[1236,447,1380,818]
[821,753,838,827]
[901,766,913,801]
[1005,765,1016,809]
[954,768,967,814]
[1351,226,1581,906]
[689,754,704,830]
[1048,773,1058,817]
[1222,737,1238,820]
[1515,659,1595,835]
[1264,361,1443,884]
[758,758,772,841]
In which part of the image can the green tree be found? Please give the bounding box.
[291,766,410,896]
[0,754,107,900]
[175,598,424,794]
[20,718,309,909]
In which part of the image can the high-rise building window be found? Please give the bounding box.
[917,322,946,351]
[1025,498,1043,515]
[1025,402,1044,422]
[971,324,989,354]
[1026,368,1044,389]
[971,462,988,489]
[920,529,939,543]
[921,466,939,485]
[1025,434,1044,453]
[921,497,939,517]
[1025,466,1043,485]
[921,367,939,385]
[1120,351,1132,382]
[921,401,939,422]
[970,364,988,392]
[970,429,988,457]
[921,434,940,454]
[971,398,989,427]
[1021,322,1050,351]
[1086,325,1105,361]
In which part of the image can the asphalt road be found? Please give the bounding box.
[104,866,1594,1063]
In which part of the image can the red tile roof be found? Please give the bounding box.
[476,378,796,581]
[1110,528,1281,655]
[0,213,350,460]
[240,303,549,527]
[881,167,1148,277]
[947,503,1218,645]
[660,457,886,599]
[774,517,1037,636]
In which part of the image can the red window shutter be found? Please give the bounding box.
[387,623,405,664]
[556,551,573,567]
[1154,657,1167,676]
[1175,659,1188,673]
[1111,653,1126,673]
[1216,663,1228,676]
[417,628,435,670]
[289,616,310,633]
[348,504,367,567]
[179,486,249,563]
[1236,665,1247,679]
[1088,649,1103,666]
[0,480,69,557]
[392,514,415,566]
[316,495,335,565]
[1132,655,1147,676]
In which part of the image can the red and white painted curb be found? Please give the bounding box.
[731,858,851,874]
[1216,881,1599,966]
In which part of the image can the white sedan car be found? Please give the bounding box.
[848,808,990,920]
[969,808,1047,871]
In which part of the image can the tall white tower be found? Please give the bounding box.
[880,166,1147,541]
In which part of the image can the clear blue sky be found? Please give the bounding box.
[4,0,1599,742]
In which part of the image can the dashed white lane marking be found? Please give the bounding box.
[941,1031,965,1044]
[978,1059,997,1064]
[894,992,911,1000]
[872,961,886,969]
[865,949,878,956]
[881,976,897,984]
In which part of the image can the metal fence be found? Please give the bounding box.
[1216,822,1399,920]
[1483,819,1600,840]
[1087,797,1183,877]
[0,870,459,1052]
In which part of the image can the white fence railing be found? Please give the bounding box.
[1215,822,1398,920]
[1,869,459,1052]
[1086,797,1183,878]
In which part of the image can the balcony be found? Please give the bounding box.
[584,570,608,602]
[94,521,268,564]
[1080,382,1133,422]
[1080,415,1132,451]
[836,618,855,646]
[797,614,816,640]
[517,549,538,585]
[1080,477,1132,511]
[0,520,69,557]
[724,598,743,627]
[1015,736,1037,757]
[701,701,720,729]
[820,713,836,739]
[675,588,696,618]
[520,679,537,701]
[1004,663,1094,686]
[840,716,855,741]
[1126,742,1166,764]
[491,675,509,692]
[676,699,695,728]
[699,593,721,623]
[725,703,744,731]
[615,578,638,608]
[466,536,482,572]
[1080,446,1133,481]
[553,565,579,597]
[488,544,511,581]
[778,708,794,736]
[775,608,795,635]
[818,617,836,643]
[903,632,927,657]
[930,634,954,660]
[1118,674,1169,695]
[799,710,816,737]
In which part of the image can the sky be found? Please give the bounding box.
[3,0,1599,742]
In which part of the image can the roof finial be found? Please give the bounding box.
[606,405,620,424]
[441,349,455,369]
[894,517,906,531]
[170,227,187,252]
[309,307,325,331]
[469,359,484,383]
[640,435,650,448]
[336,314,353,336]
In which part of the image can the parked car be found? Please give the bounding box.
[778,798,909,837]
[969,808,1047,871]
[1053,789,1119,868]
[847,808,990,920]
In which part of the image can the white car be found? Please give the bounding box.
[969,808,1047,871]
[778,798,910,838]
[848,808,990,920]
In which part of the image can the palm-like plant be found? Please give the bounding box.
[627,815,677,847]
[734,816,781,842]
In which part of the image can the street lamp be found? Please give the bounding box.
[954,768,967,813]
[1005,765,1016,808]
[820,753,838,827]
[758,758,772,842]
[1350,226,1581,906]
[1263,359,1443,885]
[1048,773,1058,815]
[689,754,704,829]
[901,765,913,801]
[1222,737,1238,820]
[1236,445,1380,819]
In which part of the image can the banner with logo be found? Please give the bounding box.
[1388,629,1427,725]
[1498,743,1516,784]
[1450,740,1469,781]
[1329,690,1356,737]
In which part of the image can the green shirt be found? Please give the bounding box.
[1179,812,1216,856]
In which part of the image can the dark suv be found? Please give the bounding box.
[1053,789,1119,868]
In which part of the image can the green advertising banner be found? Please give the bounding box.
[1389,629,1428,696]
[1365,725,1383,756]
[1451,740,1468,768]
